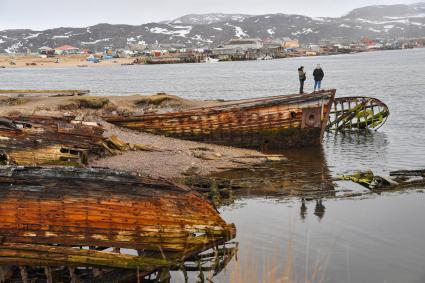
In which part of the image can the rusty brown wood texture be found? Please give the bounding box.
[0,116,106,166]
[104,90,336,150]
[0,167,236,253]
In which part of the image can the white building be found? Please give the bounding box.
[223,38,263,51]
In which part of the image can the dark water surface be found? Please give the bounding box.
[1,49,425,282]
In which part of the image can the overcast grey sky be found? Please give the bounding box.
[0,0,420,30]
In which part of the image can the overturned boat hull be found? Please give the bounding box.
[0,167,235,253]
[104,90,336,150]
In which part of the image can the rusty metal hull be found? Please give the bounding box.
[104,90,336,150]
[0,167,235,253]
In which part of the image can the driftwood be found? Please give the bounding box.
[0,89,89,97]
[339,170,425,190]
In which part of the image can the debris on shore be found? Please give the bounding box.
[338,169,425,190]
[0,92,280,178]
[0,89,89,97]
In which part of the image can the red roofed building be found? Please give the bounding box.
[55,45,80,55]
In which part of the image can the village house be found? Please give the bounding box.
[282,38,300,49]
[262,40,285,58]
[38,46,55,56]
[224,38,263,50]
[55,45,80,55]
[211,38,263,60]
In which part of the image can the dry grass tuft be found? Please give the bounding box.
[60,97,110,110]
[134,93,184,108]
[0,97,27,106]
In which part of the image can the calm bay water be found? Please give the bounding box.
[1,49,425,282]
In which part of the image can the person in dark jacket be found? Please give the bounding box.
[298,66,306,94]
[313,64,324,92]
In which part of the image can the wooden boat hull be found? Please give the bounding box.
[104,90,336,150]
[0,116,106,166]
[0,167,236,253]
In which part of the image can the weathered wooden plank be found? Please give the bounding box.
[0,89,89,97]
[0,116,108,166]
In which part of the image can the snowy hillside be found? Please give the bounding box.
[0,3,424,53]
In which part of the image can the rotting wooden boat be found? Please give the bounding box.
[0,116,107,166]
[0,166,236,253]
[0,166,236,281]
[104,90,336,150]
[0,89,89,97]
[327,96,389,131]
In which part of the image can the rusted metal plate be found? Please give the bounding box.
[327,96,389,131]
[104,90,336,150]
[0,167,236,253]
[301,107,322,129]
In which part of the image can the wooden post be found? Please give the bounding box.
[44,266,53,283]
[19,266,29,283]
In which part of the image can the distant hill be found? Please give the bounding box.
[1,2,425,53]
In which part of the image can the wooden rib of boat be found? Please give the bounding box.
[0,167,236,253]
[0,89,89,97]
[327,96,389,131]
[0,242,237,280]
[104,90,336,150]
[0,116,106,166]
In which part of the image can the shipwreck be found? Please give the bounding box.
[0,166,236,282]
[0,116,114,166]
[104,90,336,150]
[327,96,389,131]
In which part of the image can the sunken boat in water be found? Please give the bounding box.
[104,90,336,150]
[327,96,390,131]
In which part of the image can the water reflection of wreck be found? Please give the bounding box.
[187,146,335,202]
[0,167,237,282]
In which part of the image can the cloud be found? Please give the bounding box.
[0,0,419,30]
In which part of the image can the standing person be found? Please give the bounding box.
[298,66,306,94]
[313,64,324,92]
